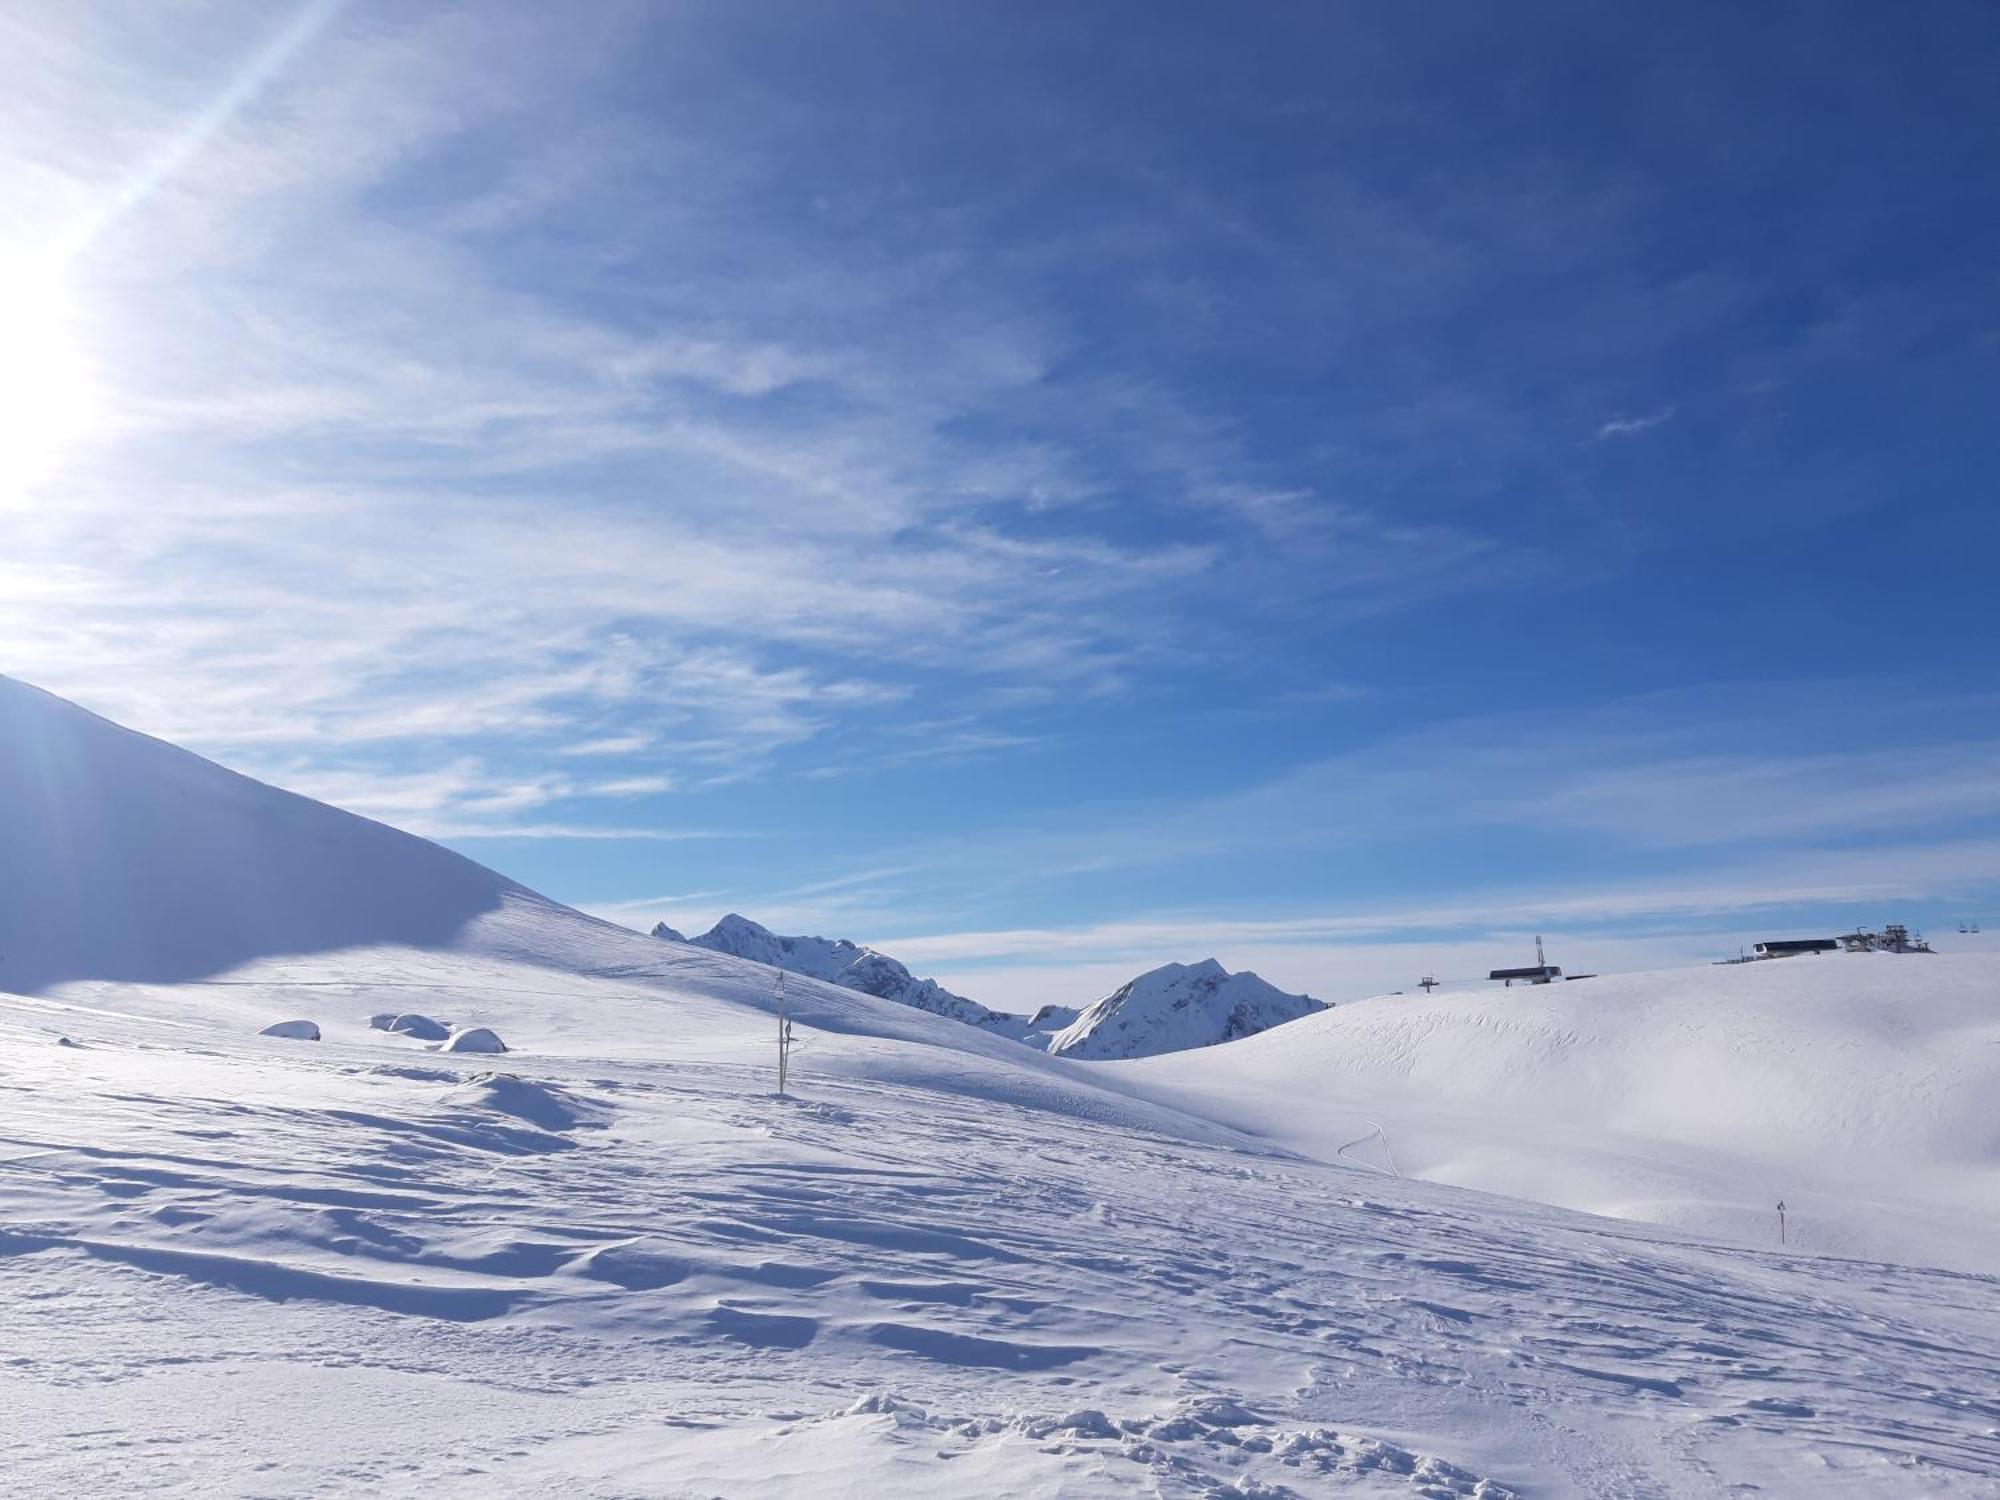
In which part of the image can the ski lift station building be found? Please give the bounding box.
[1753,938,1840,959]
[1489,964,1562,986]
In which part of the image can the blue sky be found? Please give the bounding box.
[5,1,1999,1004]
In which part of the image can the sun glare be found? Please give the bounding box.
[0,253,100,506]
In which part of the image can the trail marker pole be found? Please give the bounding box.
[1776,1199,1787,1246]
[775,974,794,1096]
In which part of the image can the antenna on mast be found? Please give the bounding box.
[1535,934,1547,970]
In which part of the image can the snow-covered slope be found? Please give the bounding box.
[0,673,537,994]
[1120,957,2000,1273]
[1046,958,1326,1060]
[6,675,2000,1495]
[664,913,1025,1035]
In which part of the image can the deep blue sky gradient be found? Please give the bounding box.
[6,1,1999,1001]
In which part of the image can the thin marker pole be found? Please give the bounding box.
[776,973,790,1096]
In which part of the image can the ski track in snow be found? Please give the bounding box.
[4,962,1998,1498]
[1333,1122,1402,1179]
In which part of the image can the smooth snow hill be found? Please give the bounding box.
[1047,957,1326,1060]
[0,673,536,993]
[1119,956,2000,1274]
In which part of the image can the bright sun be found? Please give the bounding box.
[0,253,100,505]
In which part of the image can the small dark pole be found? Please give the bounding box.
[775,973,795,1095]
[1776,1199,1787,1246]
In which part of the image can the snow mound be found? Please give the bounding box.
[258,1019,320,1041]
[0,673,539,993]
[439,1026,507,1054]
[1047,958,1325,1060]
[384,1013,449,1041]
[445,1073,603,1132]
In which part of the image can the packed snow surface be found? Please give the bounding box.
[1047,958,1326,1059]
[4,672,1999,1495]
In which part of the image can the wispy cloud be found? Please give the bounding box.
[4,0,1559,810]
[1594,407,1677,440]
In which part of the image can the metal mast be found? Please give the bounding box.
[775,973,794,1095]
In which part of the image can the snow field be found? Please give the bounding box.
[1118,954,2000,1273]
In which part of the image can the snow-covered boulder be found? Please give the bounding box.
[385,1013,449,1041]
[259,1019,321,1041]
[1046,960,1324,1060]
[439,1026,507,1054]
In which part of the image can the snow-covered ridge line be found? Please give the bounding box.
[1047,957,1326,1060]
[657,913,1026,1035]
[654,915,1326,1059]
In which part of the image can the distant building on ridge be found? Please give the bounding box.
[1491,935,1562,986]
[1751,938,1839,959]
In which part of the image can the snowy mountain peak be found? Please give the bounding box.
[666,913,1016,1033]
[1046,958,1325,1061]
[648,922,686,942]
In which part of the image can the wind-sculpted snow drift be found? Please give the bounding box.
[3,674,1998,1495]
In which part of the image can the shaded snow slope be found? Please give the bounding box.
[1121,956,2000,1273]
[1047,958,1326,1060]
[0,674,532,993]
[668,913,1026,1035]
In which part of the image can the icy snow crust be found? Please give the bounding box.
[4,673,1999,1495]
